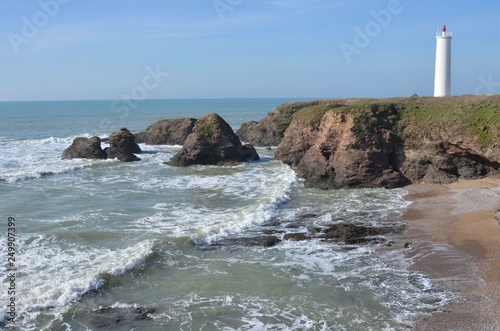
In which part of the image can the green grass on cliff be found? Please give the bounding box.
[396,95,500,147]
[287,95,500,148]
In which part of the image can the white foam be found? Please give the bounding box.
[0,236,154,327]
[0,136,106,182]
[131,162,298,244]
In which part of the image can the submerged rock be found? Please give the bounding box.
[319,223,398,245]
[62,136,107,160]
[200,236,281,249]
[283,233,309,241]
[168,113,259,167]
[89,306,156,329]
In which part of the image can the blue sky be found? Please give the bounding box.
[1,0,499,101]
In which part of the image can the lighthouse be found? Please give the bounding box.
[434,25,452,97]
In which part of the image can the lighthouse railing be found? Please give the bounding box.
[436,32,453,37]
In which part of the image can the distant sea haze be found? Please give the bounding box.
[0,99,450,330]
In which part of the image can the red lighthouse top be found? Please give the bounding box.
[442,25,447,32]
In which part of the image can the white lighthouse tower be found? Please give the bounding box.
[434,25,452,97]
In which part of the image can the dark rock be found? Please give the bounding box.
[143,118,196,145]
[400,156,431,183]
[284,222,303,229]
[89,306,155,329]
[404,242,413,249]
[62,137,108,160]
[308,227,322,234]
[105,147,141,162]
[423,165,457,184]
[134,131,147,144]
[496,208,500,225]
[299,213,319,220]
[319,223,394,245]
[283,233,309,241]
[167,113,259,167]
[108,128,141,154]
[104,128,141,162]
[133,307,156,320]
[261,220,281,227]
[202,236,281,249]
[401,141,500,184]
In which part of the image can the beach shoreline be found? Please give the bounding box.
[398,177,500,330]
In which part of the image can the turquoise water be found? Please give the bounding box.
[0,99,450,330]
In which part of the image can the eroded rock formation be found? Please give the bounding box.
[256,95,500,188]
[236,100,335,146]
[62,128,141,162]
[138,118,196,145]
[168,113,259,167]
[105,128,141,162]
[274,103,407,189]
[62,136,108,160]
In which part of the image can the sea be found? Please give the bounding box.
[0,99,452,331]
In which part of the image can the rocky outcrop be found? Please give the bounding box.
[140,118,196,145]
[319,223,398,245]
[62,128,141,162]
[275,104,407,189]
[237,100,336,146]
[401,141,500,184]
[104,128,141,162]
[167,113,259,167]
[62,137,108,160]
[268,95,500,188]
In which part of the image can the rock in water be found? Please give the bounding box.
[105,128,141,162]
[143,118,196,145]
[167,113,259,167]
[107,128,141,154]
[62,137,108,160]
[89,306,156,329]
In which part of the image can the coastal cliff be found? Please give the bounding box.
[241,95,500,189]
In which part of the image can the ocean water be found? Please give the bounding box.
[0,99,451,330]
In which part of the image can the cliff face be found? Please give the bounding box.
[275,102,406,188]
[266,95,500,189]
[236,100,339,146]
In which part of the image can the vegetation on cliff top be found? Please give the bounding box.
[287,95,500,148]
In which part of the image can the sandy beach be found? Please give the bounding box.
[399,177,500,330]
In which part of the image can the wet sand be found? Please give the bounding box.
[400,177,500,331]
